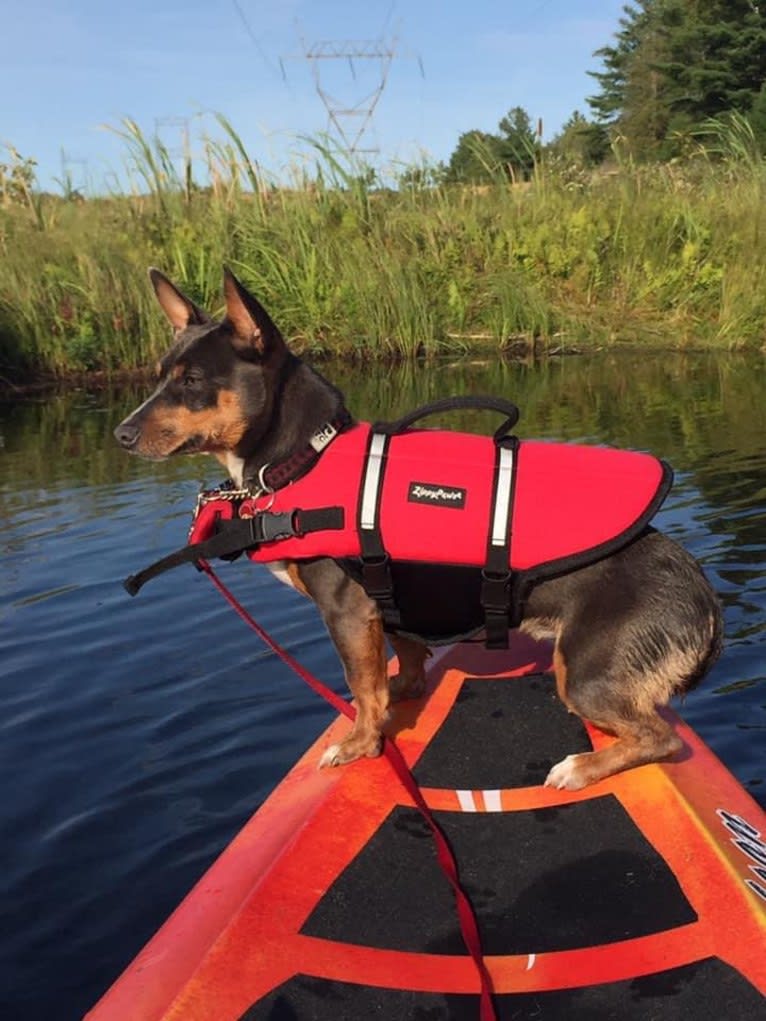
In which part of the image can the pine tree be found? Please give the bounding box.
[749,83,766,152]
[654,0,766,122]
[587,2,656,126]
[619,11,676,156]
[496,107,539,179]
[588,0,766,159]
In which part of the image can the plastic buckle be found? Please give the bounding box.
[251,511,297,544]
[480,569,510,609]
[481,570,510,649]
[361,555,395,602]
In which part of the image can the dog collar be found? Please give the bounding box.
[255,408,353,493]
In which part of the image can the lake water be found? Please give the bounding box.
[2,352,764,1020]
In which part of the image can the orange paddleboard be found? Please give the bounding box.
[86,636,766,1020]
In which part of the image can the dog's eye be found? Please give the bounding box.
[182,374,202,389]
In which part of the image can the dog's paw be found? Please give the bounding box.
[544,754,589,791]
[388,672,426,703]
[319,743,344,768]
[319,736,383,768]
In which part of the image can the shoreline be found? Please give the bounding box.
[4,339,763,399]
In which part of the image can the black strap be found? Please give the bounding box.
[124,507,344,596]
[480,438,519,649]
[124,520,257,595]
[356,431,401,630]
[374,396,519,443]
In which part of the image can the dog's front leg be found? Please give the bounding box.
[319,609,389,767]
[295,561,389,767]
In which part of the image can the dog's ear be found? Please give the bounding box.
[148,268,211,331]
[223,268,285,359]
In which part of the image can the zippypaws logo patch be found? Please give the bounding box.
[408,481,467,509]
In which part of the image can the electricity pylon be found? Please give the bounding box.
[282,36,398,157]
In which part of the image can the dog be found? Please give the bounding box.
[114,268,723,791]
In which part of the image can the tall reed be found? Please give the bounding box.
[1,115,764,381]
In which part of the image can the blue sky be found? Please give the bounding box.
[2,0,625,191]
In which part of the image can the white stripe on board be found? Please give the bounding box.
[483,789,502,812]
[526,954,536,971]
[360,433,387,530]
[456,790,477,812]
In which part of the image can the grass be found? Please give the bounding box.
[1,116,765,382]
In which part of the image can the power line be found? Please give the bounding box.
[231,0,283,80]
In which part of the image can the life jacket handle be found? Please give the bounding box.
[373,395,520,443]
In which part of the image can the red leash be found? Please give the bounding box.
[200,560,497,1021]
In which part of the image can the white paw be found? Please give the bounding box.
[319,744,342,769]
[544,755,586,791]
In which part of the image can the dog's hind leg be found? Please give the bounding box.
[545,710,682,791]
[544,638,695,791]
[388,634,430,702]
[540,539,721,790]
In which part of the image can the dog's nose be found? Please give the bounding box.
[114,422,140,449]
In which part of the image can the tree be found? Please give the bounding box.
[445,107,539,183]
[618,8,676,157]
[588,1,766,160]
[749,83,766,153]
[445,130,505,184]
[496,106,539,179]
[653,0,766,122]
[588,2,655,127]
[548,111,610,166]
[398,162,447,190]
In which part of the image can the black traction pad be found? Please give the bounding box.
[413,674,593,789]
[300,797,697,955]
[241,957,765,1020]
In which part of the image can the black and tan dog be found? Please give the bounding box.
[115,268,723,790]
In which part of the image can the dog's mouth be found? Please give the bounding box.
[172,434,206,456]
[114,422,206,460]
[139,434,206,459]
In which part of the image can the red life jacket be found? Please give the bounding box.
[235,423,666,570]
[183,421,671,645]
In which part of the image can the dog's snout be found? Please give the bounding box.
[114,421,140,449]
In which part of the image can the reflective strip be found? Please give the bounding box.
[491,445,515,547]
[483,789,502,812]
[456,790,477,812]
[360,433,387,531]
[526,954,536,971]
